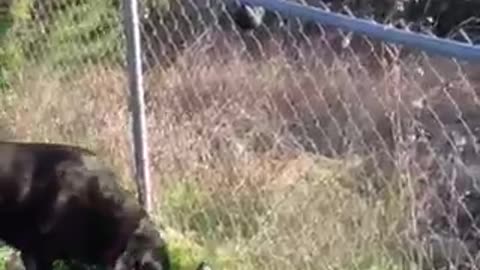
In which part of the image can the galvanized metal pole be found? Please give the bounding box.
[122,0,152,212]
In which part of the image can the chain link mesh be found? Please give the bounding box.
[1,0,480,269]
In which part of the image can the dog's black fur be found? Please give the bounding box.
[0,141,170,270]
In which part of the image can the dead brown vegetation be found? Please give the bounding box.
[2,28,480,269]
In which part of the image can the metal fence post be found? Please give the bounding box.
[122,0,153,213]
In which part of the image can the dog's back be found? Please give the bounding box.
[40,162,145,265]
[0,141,99,253]
[0,141,170,270]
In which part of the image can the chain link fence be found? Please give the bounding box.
[1,0,480,269]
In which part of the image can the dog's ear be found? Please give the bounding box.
[132,218,167,249]
[133,228,170,270]
[113,253,130,270]
[138,247,170,270]
[115,218,170,270]
[196,262,213,270]
[114,244,170,270]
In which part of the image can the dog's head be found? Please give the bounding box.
[114,217,170,270]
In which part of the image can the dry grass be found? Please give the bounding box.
[1,32,480,269]
[1,64,135,186]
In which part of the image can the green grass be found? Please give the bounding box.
[148,156,411,270]
[0,20,11,38]
[0,157,411,270]
[0,12,13,89]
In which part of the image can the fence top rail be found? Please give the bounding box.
[240,0,480,62]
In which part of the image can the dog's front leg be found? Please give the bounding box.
[20,253,52,270]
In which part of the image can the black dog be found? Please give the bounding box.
[0,141,170,270]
